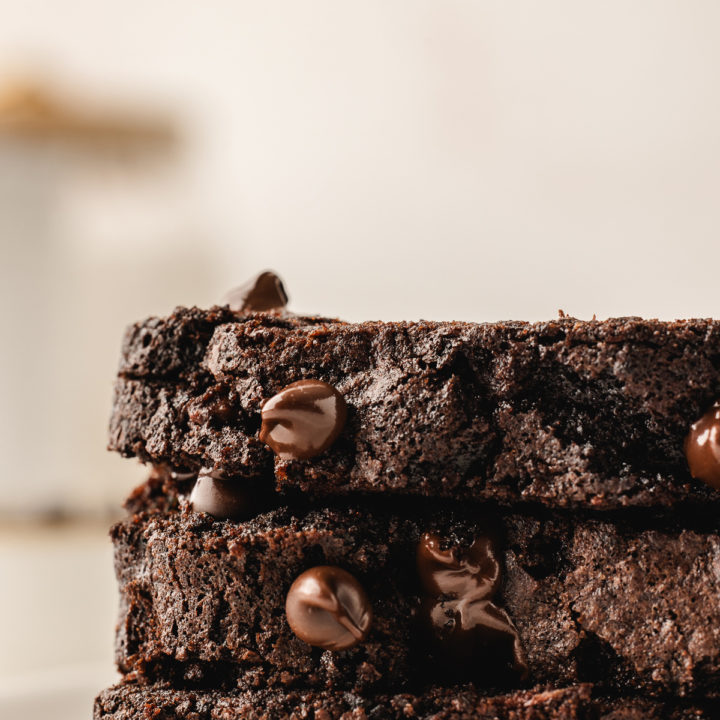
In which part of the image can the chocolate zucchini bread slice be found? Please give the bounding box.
[113,487,720,697]
[109,308,720,509]
[94,682,718,720]
[98,276,720,718]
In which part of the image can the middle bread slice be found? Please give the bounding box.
[113,484,720,698]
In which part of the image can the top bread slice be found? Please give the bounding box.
[109,307,720,509]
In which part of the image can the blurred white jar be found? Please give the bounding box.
[0,88,220,518]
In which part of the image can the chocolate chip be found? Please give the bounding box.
[416,533,527,678]
[222,271,288,313]
[685,401,720,490]
[189,469,254,520]
[188,384,238,426]
[285,566,372,651]
[260,380,347,460]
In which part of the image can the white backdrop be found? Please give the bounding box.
[1,1,720,513]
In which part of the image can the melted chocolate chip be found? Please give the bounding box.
[188,384,238,426]
[685,401,720,490]
[285,566,372,651]
[416,533,527,679]
[223,271,288,313]
[189,469,254,520]
[260,380,347,460]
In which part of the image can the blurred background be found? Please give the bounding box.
[1,1,720,717]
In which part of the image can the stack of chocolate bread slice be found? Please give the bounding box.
[95,273,720,719]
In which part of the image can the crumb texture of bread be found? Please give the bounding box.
[93,682,719,720]
[102,309,720,717]
[109,311,720,509]
[112,501,720,697]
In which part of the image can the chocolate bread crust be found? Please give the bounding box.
[112,497,720,697]
[94,683,594,720]
[93,682,716,720]
[109,310,720,509]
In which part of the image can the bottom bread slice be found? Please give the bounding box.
[94,682,715,720]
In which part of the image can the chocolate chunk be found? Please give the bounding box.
[685,401,720,490]
[260,380,347,460]
[222,271,288,313]
[285,566,372,651]
[189,470,254,520]
[416,533,526,678]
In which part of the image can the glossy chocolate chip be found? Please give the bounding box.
[685,401,720,490]
[260,380,347,460]
[285,566,372,651]
[189,469,254,520]
[223,271,288,313]
[417,533,526,677]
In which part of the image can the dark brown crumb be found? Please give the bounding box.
[112,496,720,697]
[109,310,720,509]
[94,682,718,720]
